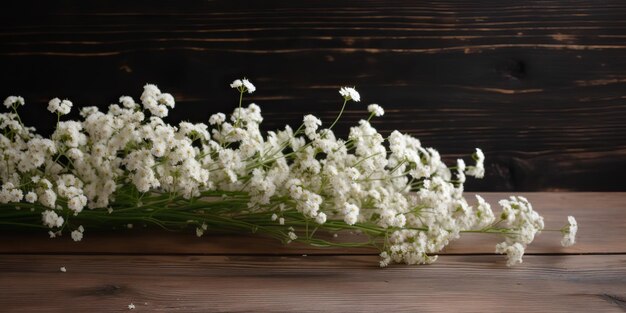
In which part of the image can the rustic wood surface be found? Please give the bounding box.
[1,192,625,312]
[1,255,625,313]
[1,0,625,191]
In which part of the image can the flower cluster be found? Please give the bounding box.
[48,98,73,115]
[0,79,577,266]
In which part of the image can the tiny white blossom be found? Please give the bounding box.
[128,303,135,310]
[303,114,322,139]
[42,210,64,228]
[315,212,327,224]
[158,93,175,108]
[342,203,360,225]
[466,148,485,178]
[119,96,137,109]
[379,251,391,267]
[456,159,466,183]
[60,266,67,272]
[288,231,298,241]
[561,216,578,247]
[4,96,25,108]
[339,87,360,102]
[242,79,256,93]
[230,78,255,93]
[495,242,525,267]
[367,104,384,116]
[230,79,243,88]
[209,113,226,125]
[71,229,83,242]
[25,191,37,203]
[47,98,73,115]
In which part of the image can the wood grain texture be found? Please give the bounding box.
[0,192,624,312]
[0,0,625,191]
[0,254,624,312]
[2,192,625,255]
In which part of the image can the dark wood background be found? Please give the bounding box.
[1,0,625,191]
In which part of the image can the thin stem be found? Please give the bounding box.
[235,89,244,127]
[327,98,348,132]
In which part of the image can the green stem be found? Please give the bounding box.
[235,90,244,127]
[327,98,348,132]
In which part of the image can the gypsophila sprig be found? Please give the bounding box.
[339,86,360,102]
[0,78,577,267]
[47,98,73,115]
[561,216,578,247]
[231,78,255,94]
[367,104,384,117]
[4,96,24,109]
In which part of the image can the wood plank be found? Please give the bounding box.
[2,192,624,255]
[0,1,625,191]
[0,254,624,312]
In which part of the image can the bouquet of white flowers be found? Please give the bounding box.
[0,78,577,266]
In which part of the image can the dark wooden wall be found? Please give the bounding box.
[1,0,625,191]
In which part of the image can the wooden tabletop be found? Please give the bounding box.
[1,192,625,312]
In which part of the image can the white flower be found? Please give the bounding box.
[119,96,137,109]
[4,96,25,108]
[141,84,161,102]
[342,203,360,225]
[47,98,73,115]
[339,87,360,102]
[466,148,485,178]
[42,210,64,228]
[157,93,175,108]
[209,113,226,125]
[561,216,578,247]
[495,242,525,266]
[379,251,391,267]
[474,195,495,228]
[140,84,171,118]
[71,229,83,242]
[456,159,466,183]
[128,303,135,310]
[230,79,243,88]
[68,195,87,213]
[230,78,255,93]
[367,104,384,116]
[315,212,327,224]
[60,266,67,272]
[303,114,322,139]
[25,191,37,203]
[288,231,298,241]
[242,79,256,93]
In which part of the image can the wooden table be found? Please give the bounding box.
[1,192,625,312]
